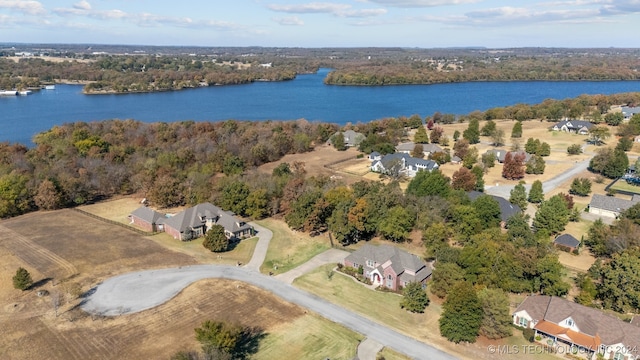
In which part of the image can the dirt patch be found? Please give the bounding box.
[0,280,305,360]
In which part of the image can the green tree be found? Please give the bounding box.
[597,248,640,313]
[411,144,425,158]
[406,169,451,198]
[528,180,544,203]
[589,147,628,178]
[449,205,482,241]
[604,112,624,126]
[480,120,497,136]
[194,320,242,356]
[463,118,480,144]
[574,273,597,306]
[378,205,414,242]
[219,180,250,216]
[536,254,570,296]
[423,222,451,260]
[589,125,611,145]
[285,190,322,230]
[477,288,512,339]
[525,155,545,175]
[414,126,429,143]
[470,165,485,192]
[245,189,269,219]
[524,138,540,154]
[462,147,478,169]
[0,173,31,218]
[509,181,528,211]
[538,142,551,156]
[490,129,505,147]
[13,267,32,291]
[439,281,483,343]
[506,213,535,247]
[584,218,608,256]
[328,201,357,245]
[430,262,465,298]
[400,282,430,313]
[272,162,292,177]
[203,225,229,252]
[511,121,523,138]
[569,178,592,196]
[533,194,570,235]
[567,144,582,155]
[481,152,496,168]
[616,136,633,152]
[472,195,501,229]
[330,131,347,151]
[453,130,461,142]
[222,154,245,175]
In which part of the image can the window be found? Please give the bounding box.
[566,319,574,327]
[613,352,624,360]
[366,260,374,267]
[518,317,529,327]
[387,274,393,280]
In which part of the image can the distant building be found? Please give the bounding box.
[622,106,640,120]
[327,130,365,147]
[370,153,438,178]
[553,234,580,253]
[551,120,594,135]
[395,142,443,157]
[588,194,640,218]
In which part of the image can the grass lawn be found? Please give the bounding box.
[257,218,331,275]
[77,197,143,224]
[609,179,640,195]
[256,313,361,360]
[378,347,412,360]
[147,232,258,265]
[295,265,559,360]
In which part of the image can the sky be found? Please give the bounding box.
[1,0,640,48]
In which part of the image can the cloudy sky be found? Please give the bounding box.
[1,0,639,48]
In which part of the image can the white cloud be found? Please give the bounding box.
[0,0,46,15]
[362,0,480,7]
[268,2,386,17]
[73,0,91,11]
[272,16,305,25]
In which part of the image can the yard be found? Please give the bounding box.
[257,218,331,275]
[294,264,559,360]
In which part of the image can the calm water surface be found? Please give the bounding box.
[2,68,640,145]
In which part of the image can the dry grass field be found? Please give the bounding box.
[0,207,360,359]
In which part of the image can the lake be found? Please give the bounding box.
[2,68,640,145]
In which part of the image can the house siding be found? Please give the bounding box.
[130,215,155,232]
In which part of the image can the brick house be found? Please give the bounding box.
[343,244,432,291]
[128,206,166,232]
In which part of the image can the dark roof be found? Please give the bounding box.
[163,203,223,233]
[216,210,253,235]
[554,234,580,248]
[589,194,640,213]
[377,153,438,171]
[345,244,431,283]
[515,295,640,352]
[467,191,521,222]
[130,206,165,224]
[552,120,594,131]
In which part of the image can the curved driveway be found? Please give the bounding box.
[81,265,457,360]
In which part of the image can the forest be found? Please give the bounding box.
[2,46,640,92]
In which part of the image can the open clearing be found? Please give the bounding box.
[294,264,558,360]
[258,218,331,275]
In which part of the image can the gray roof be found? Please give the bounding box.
[163,202,223,233]
[468,191,521,222]
[378,153,437,171]
[345,244,431,282]
[554,234,580,248]
[216,210,253,235]
[396,142,442,154]
[589,194,640,213]
[552,120,594,131]
[130,206,165,224]
[484,149,531,163]
[329,130,364,147]
[622,106,640,116]
[515,295,640,351]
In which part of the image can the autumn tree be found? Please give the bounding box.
[414,126,429,143]
[431,263,465,298]
[203,225,229,252]
[490,129,505,146]
[453,139,470,159]
[430,126,444,144]
[439,281,483,343]
[478,288,512,339]
[34,178,65,210]
[451,167,477,192]
[502,152,525,180]
[13,267,33,291]
[411,144,425,158]
[400,282,429,313]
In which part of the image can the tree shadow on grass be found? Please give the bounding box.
[28,277,52,290]
[235,326,267,360]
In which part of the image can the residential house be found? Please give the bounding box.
[467,191,521,224]
[553,234,580,253]
[484,149,531,164]
[395,142,443,157]
[129,206,166,232]
[588,194,640,219]
[513,295,640,360]
[622,106,640,121]
[370,153,438,178]
[551,120,594,135]
[131,203,253,241]
[327,130,365,147]
[368,151,382,161]
[343,244,432,291]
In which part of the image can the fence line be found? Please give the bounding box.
[71,208,157,236]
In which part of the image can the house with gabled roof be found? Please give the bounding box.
[396,142,443,157]
[130,203,253,241]
[343,244,432,291]
[514,295,640,360]
[370,153,438,178]
[553,234,580,253]
[129,206,166,233]
[467,191,521,224]
[588,194,640,219]
[551,120,594,135]
[327,129,365,147]
[622,106,640,121]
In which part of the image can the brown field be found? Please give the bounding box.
[327,157,372,176]
[0,207,361,359]
[258,145,365,183]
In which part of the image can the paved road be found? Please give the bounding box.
[358,338,384,360]
[486,159,590,199]
[244,222,272,271]
[81,265,458,360]
[275,248,350,284]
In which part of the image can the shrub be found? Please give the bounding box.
[523,327,535,343]
[13,267,32,291]
[567,144,582,155]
